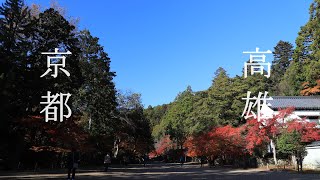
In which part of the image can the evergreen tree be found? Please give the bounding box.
[282,0,320,95]
[75,30,117,137]
[156,86,194,148]
[144,104,168,127]
[116,91,154,156]
[270,41,293,95]
[188,90,216,134]
[208,67,234,125]
[0,0,34,169]
[230,74,270,125]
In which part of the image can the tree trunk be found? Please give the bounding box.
[299,153,303,172]
[291,155,296,170]
[271,139,277,166]
[113,137,120,158]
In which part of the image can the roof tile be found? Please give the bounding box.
[267,96,320,110]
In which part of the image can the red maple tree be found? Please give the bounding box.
[151,135,174,156]
[184,125,245,159]
[286,119,320,142]
[17,115,92,153]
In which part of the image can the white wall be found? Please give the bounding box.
[303,146,320,169]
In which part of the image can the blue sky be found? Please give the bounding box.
[14,0,313,106]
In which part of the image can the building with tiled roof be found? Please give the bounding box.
[265,96,320,125]
[264,96,320,169]
[267,96,320,110]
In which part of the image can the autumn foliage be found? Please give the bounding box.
[17,115,92,153]
[301,80,320,95]
[286,119,320,142]
[183,108,320,159]
[150,135,173,157]
[184,125,245,158]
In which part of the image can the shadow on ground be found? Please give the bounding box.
[0,162,320,180]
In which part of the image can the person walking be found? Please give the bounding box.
[104,153,111,172]
[179,155,184,167]
[200,156,205,167]
[67,148,80,180]
[123,155,127,166]
[142,154,148,167]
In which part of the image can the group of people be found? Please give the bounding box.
[66,150,147,179]
[66,150,112,180]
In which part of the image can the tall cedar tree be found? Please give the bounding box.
[283,0,320,95]
[270,41,293,95]
[0,0,35,168]
[0,0,119,168]
[208,67,234,125]
[75,30,117,136]
[156,86,194,149]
